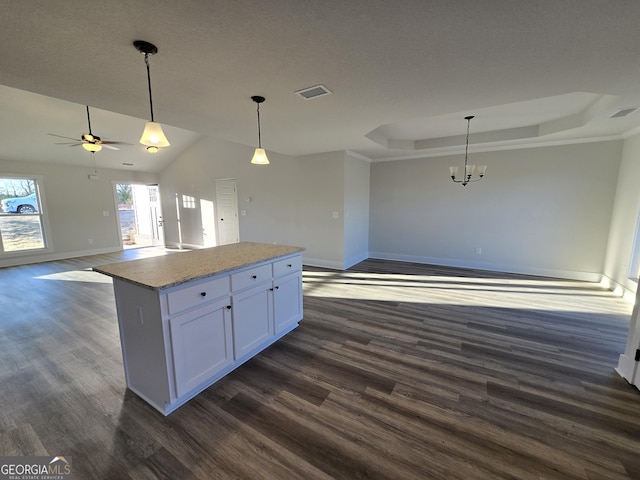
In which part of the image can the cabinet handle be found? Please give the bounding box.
[252,275,257,279]
[287,264,292,268]
[269,287,274,291]
[200,292,207,297]
[226,305,232,310]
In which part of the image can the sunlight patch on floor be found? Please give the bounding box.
[302,270,623,313]
[35,269,113,284]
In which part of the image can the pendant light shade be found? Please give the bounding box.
[140,121,170,147]
[251,147,269,165]
[251,95,269,165]
[134,40,170,151]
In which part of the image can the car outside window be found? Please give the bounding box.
[0,177,46,252]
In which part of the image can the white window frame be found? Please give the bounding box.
[0,174,52,255]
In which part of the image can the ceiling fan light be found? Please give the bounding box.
[139,121,170,147]
[83,142,102,152]
[251,147,270,165]
[146,146,159,154]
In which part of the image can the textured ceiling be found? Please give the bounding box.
[2,0,640,172]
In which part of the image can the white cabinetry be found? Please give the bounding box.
[272,256,303,334]
[105,249,303,415]
[232,283,274,359]
[169,298,233,397]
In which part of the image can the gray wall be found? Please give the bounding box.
[0,158,158,268]
[369,140,623,280]
[603,132,640,298]
[4,133,637,295]
[158,137,350,269]
[344,152,370,268]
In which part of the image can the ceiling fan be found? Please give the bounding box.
[48,106,128,152]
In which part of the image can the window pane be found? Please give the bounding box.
[0,177,46,252]
[0,215,45,251]
[0,179,38,214]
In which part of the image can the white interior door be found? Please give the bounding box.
[215,179,239,245]
[200,199,216,247]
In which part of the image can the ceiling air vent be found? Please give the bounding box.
[610,107,639,118]
[295,84,332,100]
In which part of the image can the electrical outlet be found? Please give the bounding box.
[88,239,93,245]
[475,247,482,255]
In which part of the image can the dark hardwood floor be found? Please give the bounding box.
[1,248,639,479]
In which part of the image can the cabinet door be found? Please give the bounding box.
[274,273,303,334]
[232,284,273,360]
[169,298,233,398]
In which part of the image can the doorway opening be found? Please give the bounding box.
[115,183,164,249]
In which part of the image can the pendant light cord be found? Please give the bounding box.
[464,116,471,171]
[144,53,155,122]
[256,102,262,148]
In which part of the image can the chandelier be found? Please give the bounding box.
[449,115,486,186]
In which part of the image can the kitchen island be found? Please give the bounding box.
[94,242,304,415]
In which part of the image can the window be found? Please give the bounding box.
[0,176,46,252]
[182,195,196,209]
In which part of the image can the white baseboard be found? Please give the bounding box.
[0,246,121,269]
[302,256,345,270]
[368,251,602,283]
[599,275,637,303]
[616,353,639,385]
[164,241,202,250]
[344,251,369,269]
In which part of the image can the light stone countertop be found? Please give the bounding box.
[93,242,305,290]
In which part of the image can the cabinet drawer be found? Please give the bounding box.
[231,264,272,292]
[167,276,230,315]
[273,256,302,278]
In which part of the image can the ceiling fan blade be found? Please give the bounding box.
[103,144,120,151]
[48,133,81,141]
[100,140,132,145]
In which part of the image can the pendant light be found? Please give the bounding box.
[250,95,269,165]
[449,115,487,186]
[134,40,170,152]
